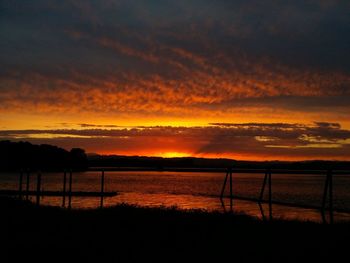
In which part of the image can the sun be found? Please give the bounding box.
[158,152,191,158]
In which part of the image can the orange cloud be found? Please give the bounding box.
[2,122,350,161]
[2,0,350,154]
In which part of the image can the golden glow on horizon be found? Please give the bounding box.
[2,108,350,162]
[2,109,350,131]
[157,152,192,158]
[94,150,350,162]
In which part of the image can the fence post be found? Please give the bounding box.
[100,169,105,208]
[19,169,23,199]
[220,170,229,199]
[62,170,67,207]
[258,202,266,221]
[322,171,329,211]
[329,170,333,224]
[26,170,30,200]
[229,168,233,211]
[259,171,268,202]
[68,169,72,209]
[36,172,41,206]
[268,169,272,220]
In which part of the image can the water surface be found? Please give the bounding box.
[1,171,349,222]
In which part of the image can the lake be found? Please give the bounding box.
[1,170,350,222]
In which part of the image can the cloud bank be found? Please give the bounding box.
[1,0,350,121]
[1,1,350,159]
[2,122,350,160]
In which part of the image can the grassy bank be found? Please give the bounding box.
[2,197,349,262]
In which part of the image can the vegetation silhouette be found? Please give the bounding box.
[0,140,87,171]
[89,154,350,170]
[2,140,350,171]
[2,196,349,262]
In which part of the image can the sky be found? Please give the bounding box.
[1,0,350,160]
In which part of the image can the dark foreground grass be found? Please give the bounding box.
[2,197,349,263]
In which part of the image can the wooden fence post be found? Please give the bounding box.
[26,170,30,200]
[62,170,67,207]
[268,169,272,220]
[220,170,229,199]
[229,169,233,211]
[100,170,105,208]
[329,170,333,224]
[36,172,41,206]
[259,171,268,202]
[19,170,23,199]
[68,169,72,209]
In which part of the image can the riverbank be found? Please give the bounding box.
[2,197,349,262]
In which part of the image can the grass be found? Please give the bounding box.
[2,196,349,262]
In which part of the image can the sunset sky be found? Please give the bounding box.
[1,0,350,160]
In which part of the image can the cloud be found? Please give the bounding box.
[314,122,341,129]
[78,123,121,128]
[1,1,350,136]
[1,122,350,160]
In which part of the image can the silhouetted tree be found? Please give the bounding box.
[70,148,88,170]
[0,141,88,171]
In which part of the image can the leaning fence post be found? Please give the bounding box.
[259,171,268,202]
[220,170,229,199]
[258,202,266,221]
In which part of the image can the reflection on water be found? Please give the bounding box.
[1,171,350,222]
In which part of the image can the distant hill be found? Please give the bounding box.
[88,154,350,170]
[1,140,350,171]
[0,140,87,171]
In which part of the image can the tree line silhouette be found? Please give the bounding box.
[0,140,87,171]
[1,140,350,171]
[89,154,350,170]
